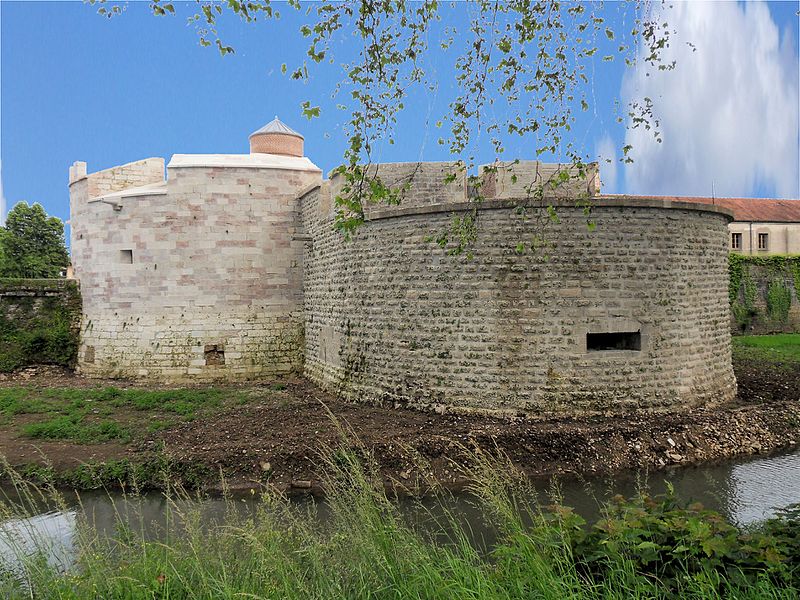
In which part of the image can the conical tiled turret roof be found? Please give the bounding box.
[250,116,304,140]
[249,116,305,156]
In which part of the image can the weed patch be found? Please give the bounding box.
[22,415,130,444]
[0,386,250,444]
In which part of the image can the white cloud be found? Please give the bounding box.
[622,1,799,199]
[595,134,618,193]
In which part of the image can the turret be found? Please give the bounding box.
[249,116,304,157]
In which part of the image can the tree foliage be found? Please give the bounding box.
[0,202,70,279]
[91,0,676,246]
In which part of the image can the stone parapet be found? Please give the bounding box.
[80,158,165,199]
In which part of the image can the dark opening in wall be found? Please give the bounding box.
[204,344,225,366]
[587,331,641,351]
[120,249,133,264]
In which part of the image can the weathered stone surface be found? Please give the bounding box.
[70,158,320,381]
[300,181,736,415]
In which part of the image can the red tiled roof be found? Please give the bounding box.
[600,195,800,223]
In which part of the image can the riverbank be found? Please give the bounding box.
[3,448,799,599]
[0,336,798,493]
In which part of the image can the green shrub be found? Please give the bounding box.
[0,281,79,372]
[573,489,797,589]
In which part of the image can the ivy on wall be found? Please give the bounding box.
[0,279,81,372]
[766,280,792,323]
[729,254,800,334]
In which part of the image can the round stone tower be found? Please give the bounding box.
[70,118,322,382]
[249,116,304,157]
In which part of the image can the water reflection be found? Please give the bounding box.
[0,510,76,578]
[725,451,800,524]
[1,449,798,576]
[545,451,800,526]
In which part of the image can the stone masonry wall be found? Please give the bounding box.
[69,158,166,198]
[301,181,736,416]
[69,152,736,413]
[730,256,800,335]
[71,162,320,381]
[479,161,601,200]
[0,279,81,372]
[330,161,600,217]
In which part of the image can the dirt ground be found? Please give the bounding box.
[0,356,798,493]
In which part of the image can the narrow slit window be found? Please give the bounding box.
[731,232,742,250]
[120,249,133,264]
[587,331,641,352]
[758,233,769,251]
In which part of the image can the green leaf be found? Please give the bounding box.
[301,100,321,119]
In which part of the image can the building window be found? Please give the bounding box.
[120,249,133,264]
[758,233,769,251]
[587,331,641,352]
[731,232,742,250]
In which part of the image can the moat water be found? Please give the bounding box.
[2,449,799,575]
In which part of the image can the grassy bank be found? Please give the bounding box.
[0,335,796,493]
[733,333,800,365]
[0,448,798,599]
[0,386,250,444]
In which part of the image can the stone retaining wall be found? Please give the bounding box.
[0,279,81,372]
[730,255,800,334]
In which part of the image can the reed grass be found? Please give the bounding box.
[0,441,796,599]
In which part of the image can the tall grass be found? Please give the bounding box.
[0,442,796,599]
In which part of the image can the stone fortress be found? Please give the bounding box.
[69,118,736,416]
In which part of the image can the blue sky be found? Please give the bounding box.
[2,1,798,230]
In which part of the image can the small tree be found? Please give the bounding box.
[0,202,70,279]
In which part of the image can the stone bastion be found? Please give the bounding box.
[300,162,736,415]
[69,128,736,416]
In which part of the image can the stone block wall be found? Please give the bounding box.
[0,279,81,372]
[71,160,320,381]
[329,162,467,218]
[478,161,601,200]
[301,179,736,416]
[69,158,165,198]
[69,152,737,415]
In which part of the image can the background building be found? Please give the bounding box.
[627,197,800,255]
